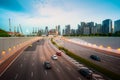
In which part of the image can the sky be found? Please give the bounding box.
[0,0,120,34]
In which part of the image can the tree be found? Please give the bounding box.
[0,29,10,37]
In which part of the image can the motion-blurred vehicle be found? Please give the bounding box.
[44,61,52,69]
[56,51,61,56]
[92,73,105,80]
[51,55,58,60]
[90,55,101,61]
[29,44,32,47]
[78,67,93,79]
[37,40,39,42]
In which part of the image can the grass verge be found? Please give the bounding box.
[51,38,120,80]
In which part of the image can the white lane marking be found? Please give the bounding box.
[45,70,47,75]
[31,72,33,77]
[72,60,76,62]
[78,77,81,80]
[20,64,23,68]
[56,68,60,72]
[75,62,79,64]
[14,73,18,80]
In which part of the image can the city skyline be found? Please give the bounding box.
[0,0,120,34]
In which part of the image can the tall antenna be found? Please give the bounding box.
[9,18,11,32]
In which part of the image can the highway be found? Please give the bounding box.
[0,37,86,80]
[54,37,120,75]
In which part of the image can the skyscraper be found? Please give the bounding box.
[95,23,102,34]
[81,22,86,35]
[62,29,65,35]
[65,25,70,35]
[76,24,82,35]
[58,25,61,35]
[87,22,94,34]
[114,19,120,33]
[81,22,90,35]
[71,29,76,35]
[45,26,48,36]
[102,19,112,34]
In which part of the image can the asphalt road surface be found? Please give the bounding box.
[0,38,86,80]
[54,37,120,75]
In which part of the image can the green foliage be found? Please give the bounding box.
[0,29,10,37]
[114,31,120,36]
[51,39,120,80]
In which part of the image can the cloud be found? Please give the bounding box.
[1,0,120,33]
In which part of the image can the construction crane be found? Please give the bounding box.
[19,24,23,35]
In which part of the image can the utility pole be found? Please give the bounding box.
[19,24,23,34]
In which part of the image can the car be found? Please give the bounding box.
[56,51,61,56]
[29,44,32,47]
[37,40,39,42]
[92,73,105,80]
[44,61,52,69]
[51,55,58,60]
[90,55,101,61]
[78,68,93,79]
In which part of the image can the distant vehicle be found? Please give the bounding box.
[37,40,39,42]
[90,55,101,61]
[56,52,61,56]
[44,61,52,69]
[51,55,58,60]
[29,44,32,47]
[78,68,92,79]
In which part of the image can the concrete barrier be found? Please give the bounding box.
[0,37,40,59]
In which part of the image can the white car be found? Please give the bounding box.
[92,73,105,80]
[51,55,58,60]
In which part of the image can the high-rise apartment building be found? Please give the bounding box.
[95,23,102,34]
[65,25,71,35]
[58,25,61,35]
[76,24,82,35]
[87,22,94,34]
[45,26,48,36]
[102,19,112,34]
[114,19,120,33]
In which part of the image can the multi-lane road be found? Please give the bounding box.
[0,38,87,80]
[54,37,120,75]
